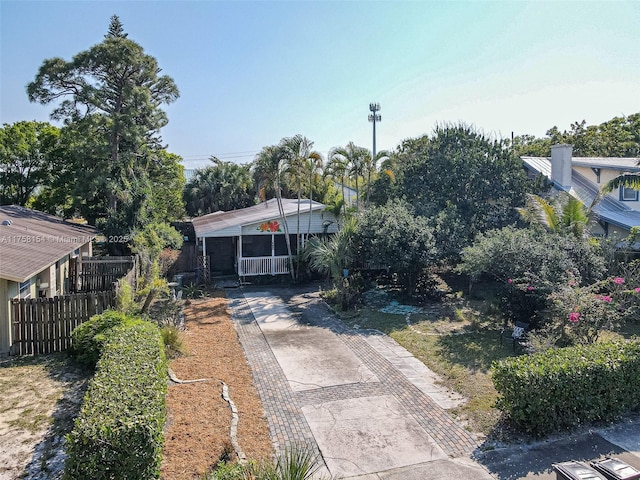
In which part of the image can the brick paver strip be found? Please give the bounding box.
[226,291,322,460]
[227,288,478,462]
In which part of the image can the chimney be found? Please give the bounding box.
[550,144,573,190]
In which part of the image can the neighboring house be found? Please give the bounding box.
[191,198,338,277]
[0,205,97,354]
[333,181,358,207]
[183,168,197,183]
[522,144,640,238]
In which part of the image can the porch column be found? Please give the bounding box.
[238,234,243,276]
[271,234,275,275]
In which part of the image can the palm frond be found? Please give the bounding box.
[601,173,640,194]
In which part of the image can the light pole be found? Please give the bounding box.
[368,102,381,157]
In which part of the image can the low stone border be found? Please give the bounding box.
[222,382,247,463]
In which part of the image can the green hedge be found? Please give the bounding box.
[64,321,167,479]
[70,310,139,368]
[492,340,640,436]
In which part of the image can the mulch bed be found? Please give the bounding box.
[161,292,273,479]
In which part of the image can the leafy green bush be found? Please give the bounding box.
[64,321,167,479]
[492,341,640,435]
[458,226,606,325]
[352,203,436,296]
[70,310,139,367]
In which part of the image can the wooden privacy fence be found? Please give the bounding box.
[79,256,136,292]
[10,291,116,356]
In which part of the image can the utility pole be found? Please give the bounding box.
[368,102,381,157]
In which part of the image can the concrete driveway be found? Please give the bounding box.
[228,288,491,479]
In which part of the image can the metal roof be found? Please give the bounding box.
[0,205,98,283]
[191,198,326,237]
[522,156,640,176]
[572,157,640,171]
[521,156,552,179]
[521,156,640,231]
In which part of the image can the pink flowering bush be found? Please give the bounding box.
[549,274,640,345]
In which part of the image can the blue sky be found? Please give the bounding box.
[1,1,639,169]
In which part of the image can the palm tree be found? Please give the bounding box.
[280,135,322,260]
[183,158,253,216]
[325,154,348,215]
[303,215,357,282]
[303,154,324,240]
[516,192,589,238]
[253,145,296,280]
[598,173,640,204]
[329,142,368,212]
[364,149,390,208]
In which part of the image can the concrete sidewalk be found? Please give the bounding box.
[227,287,640,479]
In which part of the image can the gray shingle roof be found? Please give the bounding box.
[0,205,98,283]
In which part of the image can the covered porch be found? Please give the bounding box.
[199,232,300,277]
[191,198,338,281]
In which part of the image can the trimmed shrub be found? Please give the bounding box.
[70,310,138,367]
[492,341,640,436]
[64,321,167,479]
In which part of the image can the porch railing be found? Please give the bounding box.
[239,256,290,276]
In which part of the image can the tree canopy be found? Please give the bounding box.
[0,121,61,206]
[184,159,255,216]
[512,113,640,157]
[392,124,533,252]
[26,15,183,237]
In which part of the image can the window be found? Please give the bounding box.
[19,279,31,299]
[620,186,639,202]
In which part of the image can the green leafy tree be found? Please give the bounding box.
[184,158,255,216]
[130,222,183,313]
[512,113,640,157]
[0,121,61,205]
[26,15,181,232]
[353,203,437,295]
[394,124,533,250]
[367,153,397,207]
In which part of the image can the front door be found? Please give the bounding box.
[206,237,236,275]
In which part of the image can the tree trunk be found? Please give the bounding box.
[341,176,346,216]
[275,183,296,281]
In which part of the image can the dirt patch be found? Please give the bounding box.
[0,354,89,480]
[161,292,273,480]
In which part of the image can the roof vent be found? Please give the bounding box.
[1,220,12,226]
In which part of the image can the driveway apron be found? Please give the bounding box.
[227,288,490,479]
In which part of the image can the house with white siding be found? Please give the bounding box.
[191,198,338,277]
